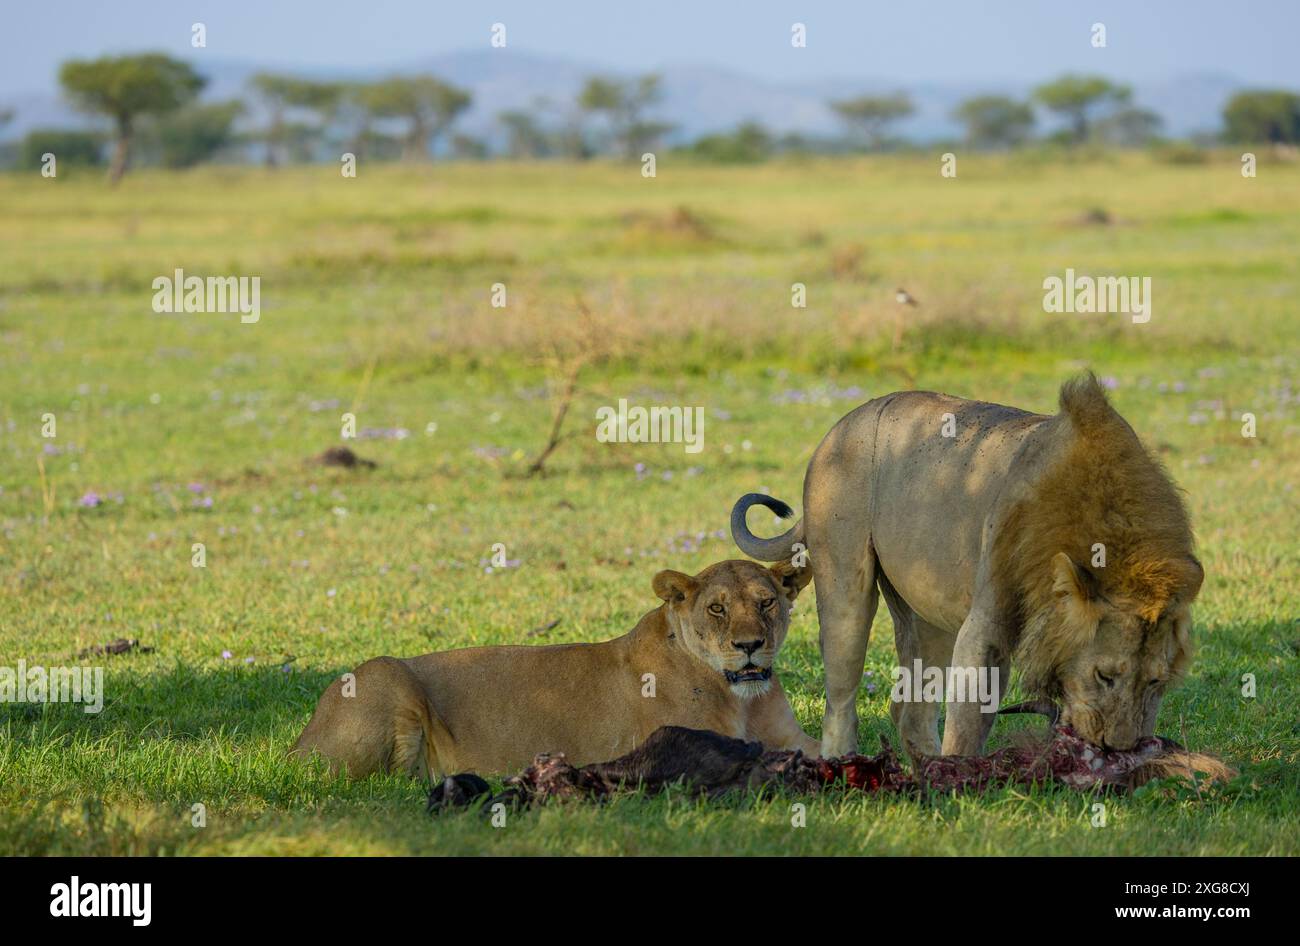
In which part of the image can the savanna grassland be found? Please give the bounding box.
[0,151,1297,855]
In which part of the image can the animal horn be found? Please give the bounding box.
[997,699,1061,726]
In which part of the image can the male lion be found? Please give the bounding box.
[731,374,1204,761]
[292,559,818,778]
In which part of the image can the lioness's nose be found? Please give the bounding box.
[732,639,763,656]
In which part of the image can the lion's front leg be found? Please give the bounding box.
[940,608,1009,756]
[747,680,822,756]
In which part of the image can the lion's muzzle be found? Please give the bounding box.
[724,665,772,685]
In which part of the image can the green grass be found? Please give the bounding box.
[1,152,1298,854]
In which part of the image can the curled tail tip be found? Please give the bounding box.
[735,492,794,519]
[731,492,800,562]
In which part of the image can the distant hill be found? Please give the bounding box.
[0,49,1245,145]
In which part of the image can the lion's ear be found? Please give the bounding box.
[1173,556,1204,601]
[1051,552,1104,633]
[1052,552,1099,602]
[770,559,812,601]
[652,570,697,604]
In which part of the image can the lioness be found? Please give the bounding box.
[292,559,818,778]
[731,374,1204,761]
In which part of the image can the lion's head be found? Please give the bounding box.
[997,374,1205,750]
[652,559,811,697]
[1036,551,1202,748]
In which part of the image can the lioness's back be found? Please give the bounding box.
[402,641,639,769]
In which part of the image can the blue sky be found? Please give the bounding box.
[2,0,1297,92]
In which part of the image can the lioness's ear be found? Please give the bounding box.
[770,559,812,601]
[653,570,697,604]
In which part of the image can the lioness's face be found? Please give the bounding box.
[1050,553,1200,750]
[653,559,810,698]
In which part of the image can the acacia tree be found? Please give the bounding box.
[953,95,1035,149]
[0,107,13,159]
[356,76,471,160]
[249,74,343,166]
[534,94,594,160]
[332,81,380,159]
[156,100,245,168]
[578,74,668,159]
[59,53,205,183]
[1033,75,1130,144]
[830,93,914,150]
[498,109,551,158]
[1222,90,1300,144]
[1097,106,1163,147]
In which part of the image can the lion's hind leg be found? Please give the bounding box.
[291,656,452,780]
[808,532,880,757]
[880,573,952,761]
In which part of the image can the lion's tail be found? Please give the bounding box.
[730,492,804,562]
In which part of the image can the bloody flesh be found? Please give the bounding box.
[429,724,1233,813]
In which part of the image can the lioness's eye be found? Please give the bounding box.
[760,598,777,611]
[1095,670,1115,688]
[708,603,725,615]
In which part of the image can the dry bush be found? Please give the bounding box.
[521,289,632,476]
